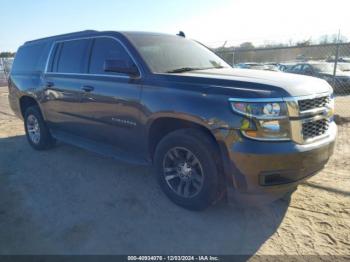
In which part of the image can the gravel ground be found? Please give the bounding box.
[0,86,349,257]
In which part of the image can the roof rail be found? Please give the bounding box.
[24,30,98,44]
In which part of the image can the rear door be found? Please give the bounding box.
[42,38,92,136]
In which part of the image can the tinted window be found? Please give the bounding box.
[11,42,50,73]
[126,34,230,73]
[291,64,303,72]
[56,39,90,73]
[89,38,133,75]
[302,65,313,72]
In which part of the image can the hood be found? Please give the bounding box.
[178,68,332,97]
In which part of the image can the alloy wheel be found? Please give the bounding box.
[162,147,204,198]
[26,114,41,144]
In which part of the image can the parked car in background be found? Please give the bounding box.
[263,63,280,71]
[337,62,350,72]
[234,63,268,70]
[287,62,350,94]
[277,63,296,72]
[235,62,280,71]
[326,56,350,63]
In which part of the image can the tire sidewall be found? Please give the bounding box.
[24,106,52,150]
[154,130,219,210]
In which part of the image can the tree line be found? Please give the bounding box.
[217,33,349,51]
[0,52,16,58]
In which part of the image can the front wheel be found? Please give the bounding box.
[154,128,223,210]
[24,106,55,150]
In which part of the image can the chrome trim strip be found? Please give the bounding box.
[44,72,130,79]
[299,114,330,123]
[228,97,284,103]
[283,91,331,101]
[289,120,304,144]
[299,107,331,117]
[285,99,299,117]
[43,35,142,79]
[44,43,56,73]
[241,131,291,142]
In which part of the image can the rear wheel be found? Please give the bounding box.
[24,106,55,150]
[154,128,223,210]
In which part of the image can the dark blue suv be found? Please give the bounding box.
[8,30,336,210]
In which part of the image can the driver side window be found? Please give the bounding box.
[89,37,133,75]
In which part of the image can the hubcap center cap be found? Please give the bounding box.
[178,162,192,178]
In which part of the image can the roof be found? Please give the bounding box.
[24,30,175,45]
[24,30,98,44]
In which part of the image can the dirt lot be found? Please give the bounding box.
[0,86,349,257]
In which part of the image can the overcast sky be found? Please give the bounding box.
[1,0,349,51]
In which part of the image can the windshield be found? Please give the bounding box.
[126,34,230,73]
[312,63,334,72]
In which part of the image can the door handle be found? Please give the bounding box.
[46,81,54,88]
[82,85,94,92]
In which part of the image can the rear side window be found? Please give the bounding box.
[54,39,90,73]
[11,42,50,73]
[89,37,133,75]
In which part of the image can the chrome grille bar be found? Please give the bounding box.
[284,92,333,144]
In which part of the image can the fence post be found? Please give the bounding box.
[0,58,5,81]
[232,48,235,66]
[333,43,339,87]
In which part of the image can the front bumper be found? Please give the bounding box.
[225,122,337,200]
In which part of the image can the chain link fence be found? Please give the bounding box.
[0,57,13,86]
[0,44,349,119]
[215,43,350,120]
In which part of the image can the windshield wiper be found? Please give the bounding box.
[166,66,225,74]
[166,67,203,73]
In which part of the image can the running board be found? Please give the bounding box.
[51,130,150,166]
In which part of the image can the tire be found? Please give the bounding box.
[24,106,55,150]
[154,128,223,210]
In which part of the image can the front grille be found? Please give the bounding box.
[298,96,330,112]
[302,119,329,140]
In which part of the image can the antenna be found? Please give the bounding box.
[177,31,186,38]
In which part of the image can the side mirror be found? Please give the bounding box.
[104,59,139,76]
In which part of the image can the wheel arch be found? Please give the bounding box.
[147,115,215,158]
[19,95,41,118]
[147,115,236,188]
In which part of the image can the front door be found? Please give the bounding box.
[79,37,144,155]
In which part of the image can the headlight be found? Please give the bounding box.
[231,101,287,119]
[230,100,290,141]
[232,101,287,119]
